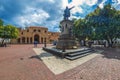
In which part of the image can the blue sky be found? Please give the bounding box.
[0,0,120,32]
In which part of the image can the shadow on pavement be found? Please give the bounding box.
[29,55,42,61]
[29,52,53,61]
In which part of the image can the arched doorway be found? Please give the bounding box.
[22,37,25,43]
[17,38,20,43]
[34,34,39,43]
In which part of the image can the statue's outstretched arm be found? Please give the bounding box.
[69,6,75,10]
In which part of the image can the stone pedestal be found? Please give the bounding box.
[56,20,80,49]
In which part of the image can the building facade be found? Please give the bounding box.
[11,26,60,44]
[48,32,60,43]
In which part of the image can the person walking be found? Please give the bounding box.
[34,41,38,47]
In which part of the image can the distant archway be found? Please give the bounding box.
[22,37,25,43]
[34,34,39,43]
[17,38,20,43]
[27,37,29,43]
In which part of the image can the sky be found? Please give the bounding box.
[0,0,120,32]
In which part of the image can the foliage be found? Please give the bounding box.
[74,4,120,47]
[3,25,19,39]
[0,19,3,26]
[74,19,86,40]
[0,19,19,46]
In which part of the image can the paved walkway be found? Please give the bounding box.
[33,48,102,75]
[57,48,120,80]
[0,44,120,80]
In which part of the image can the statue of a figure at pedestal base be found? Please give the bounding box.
[56,6,79,49]
[56,20,80,49]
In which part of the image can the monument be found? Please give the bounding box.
[43,6,94,60]
[56,6,80,49]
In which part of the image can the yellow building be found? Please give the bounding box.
[48,32,60,43]
[11,26,60,44]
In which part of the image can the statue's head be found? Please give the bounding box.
[66,6,68,9]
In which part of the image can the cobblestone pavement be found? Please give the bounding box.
[0,44,120,80]
[0,44,55,80]
[57,48,120,80]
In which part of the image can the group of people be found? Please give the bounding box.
[0,43,7,47]
[34,41,38,47]
[34,41,46,47]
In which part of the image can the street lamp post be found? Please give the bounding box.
[44,39,46,47]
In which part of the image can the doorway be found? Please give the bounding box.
[34,34,39,43]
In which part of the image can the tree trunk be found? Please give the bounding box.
[83,40,86,46]
[106,39,110,47]
[106,39,113,48]
[110,38,114,47]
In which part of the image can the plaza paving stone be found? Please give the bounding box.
[0,44,120,80]
[33,48,101,75]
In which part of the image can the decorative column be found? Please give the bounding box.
[20,38,22,44]
[25,37,27,44]
[32,36,34,43]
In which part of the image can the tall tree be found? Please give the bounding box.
[0,19,4,38]
[3,25,19,39]
[74,4,120,47]
[73,18,93,46]
[0,19,3,26]
[86,4,120,47]
[0,20,19,46]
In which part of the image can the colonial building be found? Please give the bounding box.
[11,26,60,44]
[48,32,60,43]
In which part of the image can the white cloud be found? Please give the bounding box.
[14,8,50,27]
[99,0,107,8]
[118,0,120,3]
[62,0,98,19]
[15,0,120,31]
[48,0,55,3]
[98,0,120,8]
[85,0,98,6]
[67,0,97,7]
[1,0,120,32]
[70,15,81,19]
[68,0,84,7]
[46,20,60,31]
[113,0,120,9]
[4,0,63,32]
[71,6,83,13]
[62,0,68,9]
